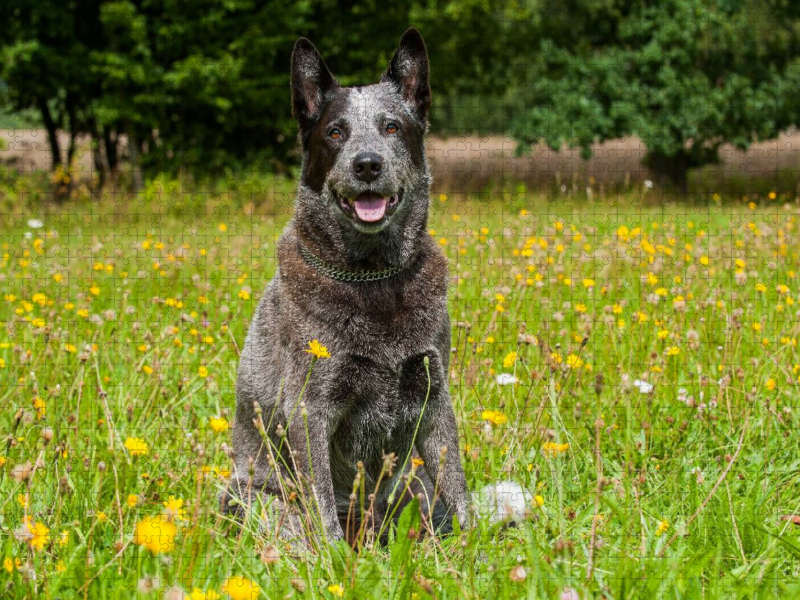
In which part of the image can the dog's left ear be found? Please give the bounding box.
[382,28,431,123]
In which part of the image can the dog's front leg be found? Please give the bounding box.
[416,391,470,530]
[286,405,344,542]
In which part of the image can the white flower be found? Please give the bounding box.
[27,219,44,229]
[633,379,653,394]
[472,481,529,524]
[496,373,518,386]
[644,179,654,189]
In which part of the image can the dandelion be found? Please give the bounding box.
[209,416,229,433]
[328,584,345,597]
[656,520,669,535]
[542,442,569,457]
[305,339,331,359]
[533,495,545,507]
[33,396,46,419]
[221,577,260,600]
[59,531,70,547]
[16,517,50,551]
[482,410,508,425]
[565,354,583,369]
[163,496,188,521]
[125,437,149,457]
[134,515,177,554]
[502,351,517,368]
[199,366,209,378]
[766,378,776,391]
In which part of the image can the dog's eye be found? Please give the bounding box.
[386,123,399,134]
[329,128,342,140]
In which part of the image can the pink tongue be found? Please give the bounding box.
[353,194,387,222]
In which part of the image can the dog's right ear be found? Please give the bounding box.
[291,38,339,133]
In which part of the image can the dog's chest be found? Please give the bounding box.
[328,352,435,476]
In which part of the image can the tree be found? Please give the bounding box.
[0,0,102,174]
[509,0,800,192]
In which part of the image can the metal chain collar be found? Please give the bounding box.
[298,242,404,283]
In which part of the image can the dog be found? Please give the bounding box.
[224,28,470,546]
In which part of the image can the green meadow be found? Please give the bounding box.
[1,171,799,598]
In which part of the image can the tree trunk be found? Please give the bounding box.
[103,126,118,171]
[646,151,689,195]
[38,97,61,170]
[128,125,143,192]
[90,120,109,188]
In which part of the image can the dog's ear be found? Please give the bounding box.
[382,28,431,123]
[291,38,339,132]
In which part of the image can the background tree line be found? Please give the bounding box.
[1,0,799,191]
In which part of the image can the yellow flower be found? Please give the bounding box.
[533,495,544,507]
[411,457,425,467]
[142,364,153,375]
[134,515,177,554]
[218,223,228,232]
[502,351,517,368]
[163,496,188,521]
[199,366,209,378]
[209,416,229,433]
[666,346,680,357]
[221,576,260,600]
[481,410,507,425]
[542,442,569,457]
[59,530,70,547]
[124,437,149,457]
[33,396,46,419]
[56,560,66,572]
[97,512,107,522]
[16,494,27,508]
[4,557,15,572]
[565,354,583,369]
[127,494,139,508]
[766,378,776,391]
[328,584,345,597]
[305,339,331,359]
[656,520,669,535]
[22,518,50,551]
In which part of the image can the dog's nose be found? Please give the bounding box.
[352,152,383,183]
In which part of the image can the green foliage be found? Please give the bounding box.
[509,0,800,189]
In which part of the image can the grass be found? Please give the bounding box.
[1,170,800,599]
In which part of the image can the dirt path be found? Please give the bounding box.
[2,128,798,192]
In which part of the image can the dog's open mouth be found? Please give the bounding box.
[333,189,402,225]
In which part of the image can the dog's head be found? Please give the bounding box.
[290,29,432,264]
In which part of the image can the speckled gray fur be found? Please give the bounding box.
[225,29,469,544]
